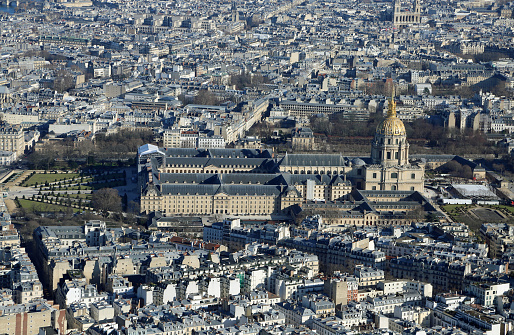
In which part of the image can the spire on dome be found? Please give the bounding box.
[387,87,397,118]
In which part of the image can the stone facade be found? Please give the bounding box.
[138,102,425,217]
[393,0,421,27]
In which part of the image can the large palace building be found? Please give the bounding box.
[138,98,429,224]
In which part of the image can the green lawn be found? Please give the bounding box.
[55,180,125,191]
[24,171,125,188]
[442,204,514,215]
[52,193,91,200]
[17,199,81,213]
[59,185,93,191]
[53,177,94,185]
[22,173,80,186]
[69,194,92,199]
[441,204,467,212]
[494,205,514,214]
[444,205,514,233]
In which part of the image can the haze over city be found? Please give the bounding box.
[0,0,513,334]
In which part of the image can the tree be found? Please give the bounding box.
[230,73,270,90]
[122,193,128,211]
[53,69,76,93]
[127,200,140,214]
[193,90,219,105]
[405,205,426,222]
[91,188,122,216]
[462,165,473,179]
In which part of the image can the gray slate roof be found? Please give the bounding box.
[280,154,346,167]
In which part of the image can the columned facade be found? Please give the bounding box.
[393,0,421,27]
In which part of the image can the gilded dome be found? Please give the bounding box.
[375,98,406,136]
[376,117,406,136]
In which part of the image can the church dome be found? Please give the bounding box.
[376,117,406,136]
[375,98,406,136]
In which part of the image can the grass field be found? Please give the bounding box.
[442,204,514,232]
[495,205,514,214]
[17,199,81,213]
[443,204,514,214]
[22,173,80,186]
[59,181,124,191]
[51,193,91,199]
[57,186,90,191]
[68,193,92,199]
[441,204,467,212]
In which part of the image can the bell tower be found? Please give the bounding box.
[394,0,401,13]
[414,0,421,22]
[231,2,239,22]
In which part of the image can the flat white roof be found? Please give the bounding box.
[452,184,496,198]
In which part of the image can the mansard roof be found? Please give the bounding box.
[160,184,220,195]
[163,157,279,172]
[279,154,346,167]
[162,147,272,159]
[158,184,284,196]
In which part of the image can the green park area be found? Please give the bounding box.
[21,173,80,186]
[16,199,81,213]
[441,204,514,232]
[14,169,128,215]
[495,205,514,214]
[441,204,466,212]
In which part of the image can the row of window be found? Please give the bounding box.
[371,186,415,191]
[371,172,416,179]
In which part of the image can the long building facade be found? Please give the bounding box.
[138,99,425,220]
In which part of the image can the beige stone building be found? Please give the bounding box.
[0,112,39,126]
[323,276,358,308]
[0,300,67,335]
[140,173,352,216]
[0,87,12,107]
[301,189,437,226]
[278,154,348,175]
[14,281,43,304]
[291,127,315,151]
[0,123,24,158]
[163,128,181,148]
[392,0,421,27]
[138,102,425,217]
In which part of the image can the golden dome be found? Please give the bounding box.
[375,97,406,136]
[376,117,406,136]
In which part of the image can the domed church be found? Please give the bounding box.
[363,97,425,191]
